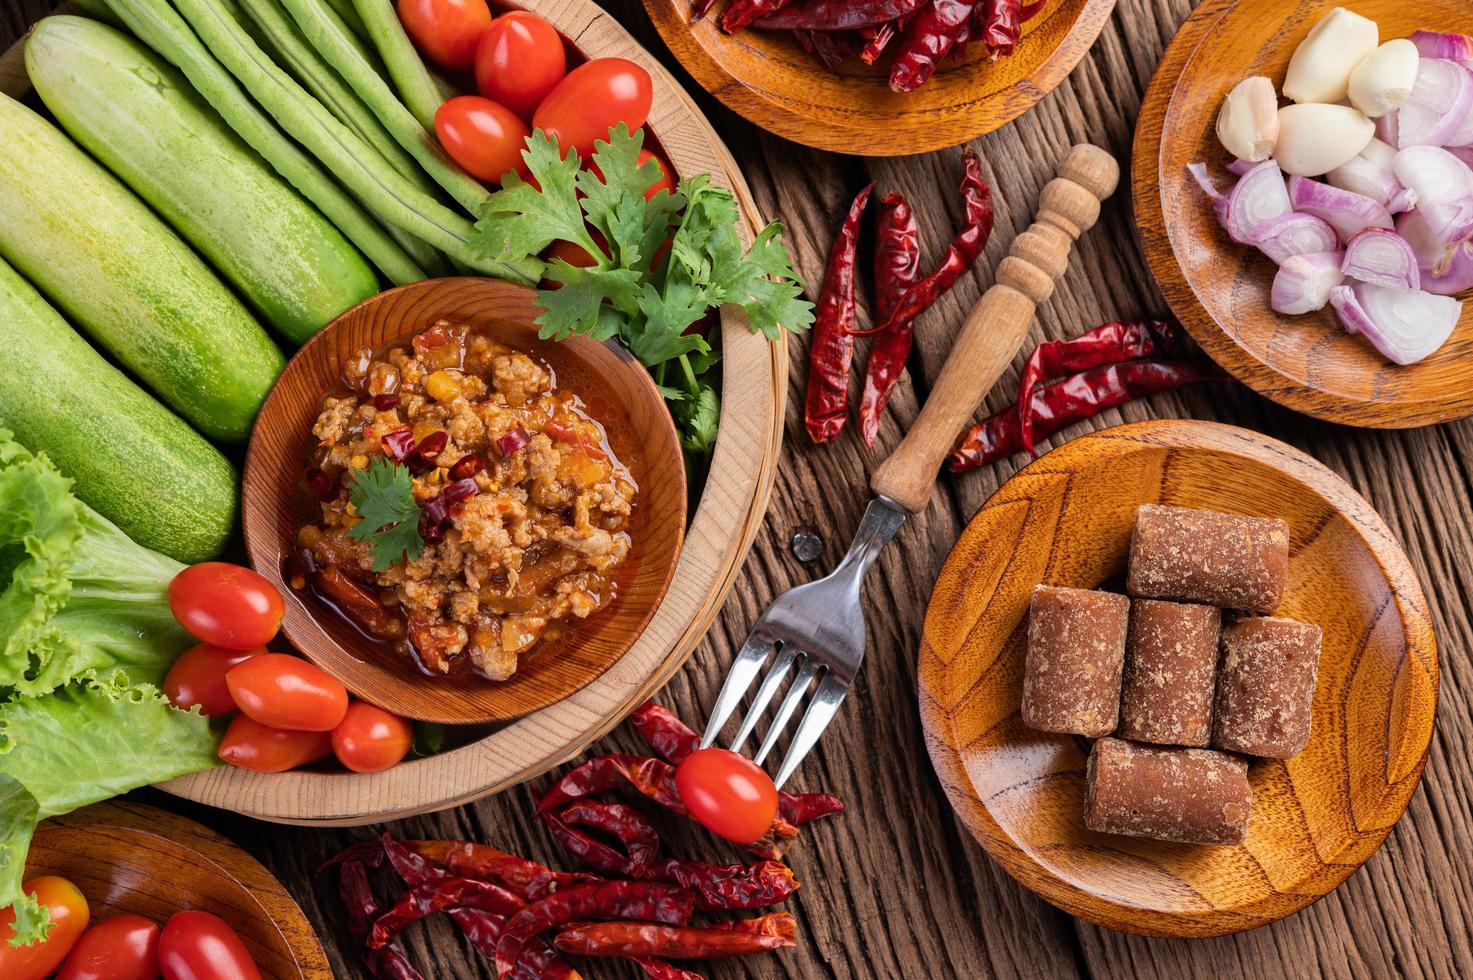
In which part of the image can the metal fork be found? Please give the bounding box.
[699,145,1120,787]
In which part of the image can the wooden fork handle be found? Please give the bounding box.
[870,144,1120,513]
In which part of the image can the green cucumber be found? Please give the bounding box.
[0,254,236,564]
[0,92,283,444]
[25,16,379,346]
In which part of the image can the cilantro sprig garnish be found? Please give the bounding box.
[470,125,814,458]
[348,457,424,572]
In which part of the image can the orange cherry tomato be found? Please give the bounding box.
[163,643,260,716]
[158,911,260,980]
[395,0,490,70]
[0,876,90,980]
[474,11,566,121]
[56,914,160,980]
[435,95,531,184]
[168,563,283,650]
[331,702,414,773]
[591,148,673,200]
[218,715,333,773]
[532,58,653,161]
[224,653,348,731]
[674,748,779,845]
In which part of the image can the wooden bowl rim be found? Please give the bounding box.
[640,0,1119,156]
[1132,0,1473,429]
[31,800,332,979]
[237,276,686,724]
[918,418,1438,938]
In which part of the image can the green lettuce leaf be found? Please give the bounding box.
[0,775,41,946]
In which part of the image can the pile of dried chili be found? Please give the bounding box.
[326,700,843,979]
[703,0,1046,91]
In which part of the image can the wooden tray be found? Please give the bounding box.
[1134,0,1473,429]
[641,0,1117,156]
[26,800,331,978]
[1,0,784,824]
[918,420,1437,937]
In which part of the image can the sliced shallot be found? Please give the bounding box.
[1394,145,1473,245]
[1421,242,1473,295]
[1409,30,1473,69]
[1330,281,1462,365]
[1219,159,1292,242]
[1396,58,1473,148]
[1287,174,1394,241]
[1327,153,1401,207]
[1246,212,1338,264]
[1271,252,1344,315]
[1341,228,1421,290]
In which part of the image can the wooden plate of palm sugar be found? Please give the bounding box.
[918,419,1437,938]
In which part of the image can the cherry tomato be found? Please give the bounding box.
[435,95,531,183]
[164,643,260,716]
[395,0,489,70]
[158,911,260,980]
[168,564,283,650]
[532,58,653,161]
[331,701,414,773]
[218,714,333,773]
[56,914,160,980]
[224,653,348,731]
[0,876,90,980]
[674,748,779,845]
[474,11,566,121]
[591,148,673,200]
[545,238,600,269]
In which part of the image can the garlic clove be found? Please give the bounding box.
[1348,39,1421,117]
[1216,77,1280,162]
[1276,103,1376,176]
[1283,7,1380,105]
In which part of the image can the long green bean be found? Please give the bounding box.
[165,0,537,282]
[322,0,370,43]
[350,0,444,133]
[281,0,489,216]
[101,0,425,284]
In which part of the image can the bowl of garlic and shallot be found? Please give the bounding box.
[1191,7,1471,365]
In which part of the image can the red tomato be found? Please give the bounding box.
[395,0,489,70]
[0,876,90,980]
[164,643,260,716]
[218,715,333,773]
[435,95,531,183]
[674,748,779,845]
[158,911,260,980]
[532,58,653,161]
[224,653,348,731]
[331,702,414,773]
[545,238,600,269]
[56,914,160,980]
[591,148,673,200]
[474,11,566,121]
[168,564,283,650]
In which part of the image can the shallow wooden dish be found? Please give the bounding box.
[240,278,685,724]
[918,420,1437,937]
[1135,0,1473,428]
[26,800,331,978]
[642,0,1116,155]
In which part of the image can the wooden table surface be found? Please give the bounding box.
[4,0,1471,976]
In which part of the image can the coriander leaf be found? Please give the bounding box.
[712,222,815,340]
[632,280,712,365]
[536,261,642,341]
[674,383,721,455]
[470,130,596,263]
[578,126,684,277]
[348,458,424,572]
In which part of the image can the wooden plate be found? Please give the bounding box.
[25,800,331,978]
[918,420,1437,937]
[1135,0,1473,428]
[641,0,1117,156]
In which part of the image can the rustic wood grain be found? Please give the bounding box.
[5,0,1473,976]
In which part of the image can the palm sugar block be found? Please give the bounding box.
[1127,504,1289,613]
[1085,737,1251,845]
[1022,585,1130,737]
[1213,616,1323,758]
[1118,599,1221,747]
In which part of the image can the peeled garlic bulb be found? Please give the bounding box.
[1276,104,1376,176]
[1283,7,1379,104]
[1348,39,1420,117]
[1217,77,1280,162]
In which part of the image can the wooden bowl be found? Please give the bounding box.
[1135,0,1473,428]
[25,801,331,978]
[642,0,1117,155]
[241,278,685,724]
[918,420,1437,938]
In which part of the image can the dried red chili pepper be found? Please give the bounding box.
[404,839,588,900]
[798,29,860,69]
[1016,319,1178,454]
[948,360,1230,472]
[633,960,704,980]
[369,878,524,949]
[554,912,798,959]
[720,0,795,33]
[448,909,577,980]
[538,754,688,815]
[753,0,923,30]
[861,21,899,63]
[494,882,696,978]
[338,861,427,980]
[804,183,874,443]
[851,148,994,340]
[889,0,976,93]
[647,857,799,910]
[857,192,923,447]
[541,800,660,878]
[979,0,1023,56]
[541,810,636,877]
